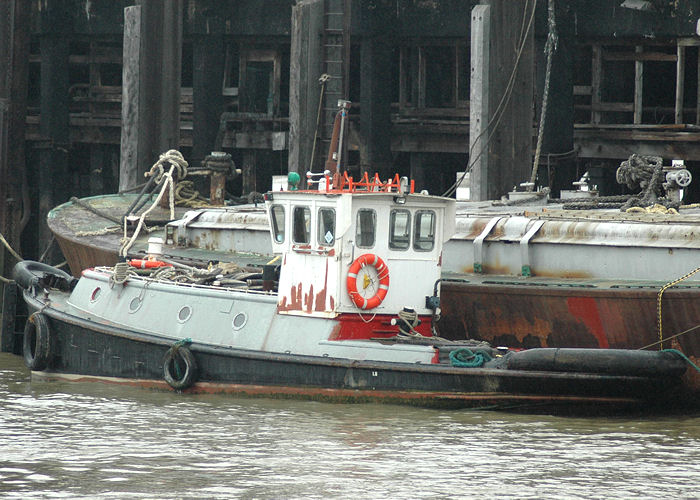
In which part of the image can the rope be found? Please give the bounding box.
[0,231,23,262]
[626,204,678,215]
[120,150,188,257]
[76,226,122,237]
[662,348,700,373]
[616,154,679,212]
[442,0,538,198]
[639,323,700,350]
[109,261,135,287]
[170,338,193,379]
[397,308,422,337]
[172,337,193,349]
[174,180,210,207]
[657,266,700,349]
[449,348,493,368]
[528,0,558,191]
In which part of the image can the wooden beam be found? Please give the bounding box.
[603,51,677,62]
[468,4,490,201]
[676,44,685,124]
[417,46,426,109]
[119,1,183,191]
[634,46,643,124]
[39,0,71,260]
[192,1,224,163]
[359,2,394,178]
[0,0,30,270]
[591,44,602,124]
[119,5,140,190]
[697,47,700,125]
[481,0,533,199]
[289,0,323,176]
[591,102,634,112]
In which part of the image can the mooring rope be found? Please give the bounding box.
[0,230,23,262]
[528,0,557,191]
[119,150,188,258]
[657,266,700,349]
[662,348,700,373]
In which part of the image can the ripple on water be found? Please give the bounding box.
[0,353,699,499]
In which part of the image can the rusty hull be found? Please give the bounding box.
[439,279,700,392]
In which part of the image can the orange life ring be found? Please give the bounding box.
[128,259,172,269]
[346,254,390,310]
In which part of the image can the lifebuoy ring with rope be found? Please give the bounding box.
[128,259,172,269]
[346,254,390,310]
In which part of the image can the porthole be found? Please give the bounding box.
[128,297,142,313]
[90,287,101,303]
[232,312,247,331]
[178,305,192,323]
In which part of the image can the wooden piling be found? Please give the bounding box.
[470,0,534,201]
[289,0,324,177]
[0,0,30,275]
[120,1,183,192]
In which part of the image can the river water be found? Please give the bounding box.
[0,353,698,499]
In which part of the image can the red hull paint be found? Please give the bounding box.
[329,313,433,341]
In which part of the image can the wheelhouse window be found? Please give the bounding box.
[389,209,411,250]
[414,210,436,251]
[356,209,376,248]
[270,205,285,243]
[318,208,336,246]
[292,206,311,244]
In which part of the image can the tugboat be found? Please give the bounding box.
[13,171,691,413]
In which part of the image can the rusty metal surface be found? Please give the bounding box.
[438,278,700,392]
[439,279,699,352]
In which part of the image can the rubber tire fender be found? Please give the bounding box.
[163,345,198,390]
[12,260,76,291]
[23,313,52,371]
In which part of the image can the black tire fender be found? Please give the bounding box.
[12,260,76,291]
[163,345,198,390]
[23,313,52,371]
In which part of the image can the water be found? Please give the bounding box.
[1,353,698,500]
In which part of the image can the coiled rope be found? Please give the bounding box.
[449,348,493,368]
[657,266,700,349]
[119,150,188,258]
[109,261,135,287]
[397,308,422,337]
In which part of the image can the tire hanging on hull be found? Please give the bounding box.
[23,313,52,371]
[163,345,198,390]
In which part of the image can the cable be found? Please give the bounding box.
[442,0,538,198]
[0,231,23,262]
[528,0,558,190]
